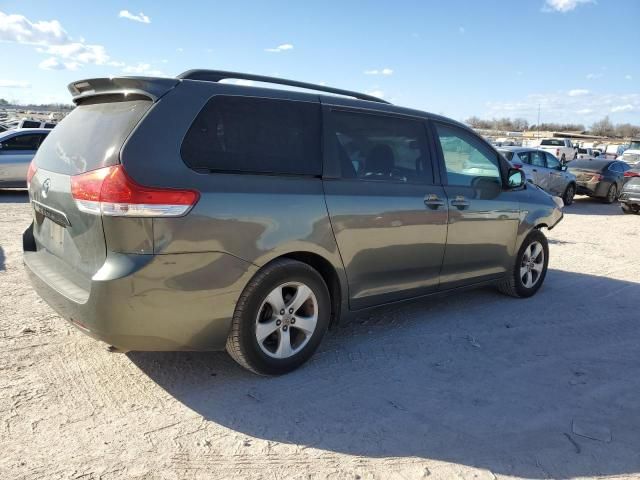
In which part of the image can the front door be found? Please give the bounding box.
[322,106,448,309]
[432,121,520,289]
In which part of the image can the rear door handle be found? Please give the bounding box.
[424,193,444,209]
[450,195,469,209]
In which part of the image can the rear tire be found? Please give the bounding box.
[603,184,617,204]
[562,184,575,206]
[498,230,549,298]
[226,259,330,375]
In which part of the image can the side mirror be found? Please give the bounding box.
[507,168,525,189]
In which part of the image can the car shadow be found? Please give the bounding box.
[566,196,623,215]
[129,269,640,478]
[0,189,29,204]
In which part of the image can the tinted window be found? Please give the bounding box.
[530,151,546,167]
[1,134,44,150]
[331,111,431,183]
[498,150,514,161]
[545,153,561,170]
[181,96,321,176]
[21,120,41,128]
[435,123,501,187]
[35,99,151,175]
[540,139,564,146]
[516,151,531,164]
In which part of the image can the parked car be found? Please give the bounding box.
[619,139,640,164]
[623,162,640,184]
[0,128,50,188]
[567,158,630,203]
[619,177,640,214]
[604,144,626,160]
[24,71,563,375]
[538,138,577,163]
[498,147,577,205]
[576,147,599,159]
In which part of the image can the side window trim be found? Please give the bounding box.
[325,106,435,185]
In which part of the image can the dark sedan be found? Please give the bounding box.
[567,159,630,203]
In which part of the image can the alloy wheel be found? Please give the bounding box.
[255,282,318,359]
[520,241,545,288]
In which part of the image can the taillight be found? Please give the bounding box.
[512,163,523,169]
[556,149,560,157]
[71,165,199,217]
[26,160,37,189]
[624,171,640,177]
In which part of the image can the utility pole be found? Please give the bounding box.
[537,103,541,140]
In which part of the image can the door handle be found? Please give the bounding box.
[532,168,538,172]
[450,195,469,209]
[424,193,444,209]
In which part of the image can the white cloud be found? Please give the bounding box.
[611,104,634,113]
[364,68,393,76]
[486,91,640,123]
[543,0,595,13]
[0,10,117,70]
[0,11,69,45]
[0,79,31,88]
[121,63,165,76]
[586,72,603,80]
[38,57,79,70]
[265,43,293,53]
[118,10,151,24]
[568,88,590,97]
[367,90,385,99]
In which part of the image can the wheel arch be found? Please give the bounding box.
[263,251,345,329]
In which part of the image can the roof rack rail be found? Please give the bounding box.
[177,69,391,104]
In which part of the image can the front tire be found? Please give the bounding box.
[563,184,575,206]
[498,230,549,298]
[226,259,330,375]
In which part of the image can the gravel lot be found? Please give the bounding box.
[1,190,639,480]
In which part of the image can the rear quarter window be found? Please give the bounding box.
[181,96,321,176]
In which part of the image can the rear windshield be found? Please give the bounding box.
[34,98,151,175]
[181,95,321,176]
[568,159,610,170]
[540,139,565,146]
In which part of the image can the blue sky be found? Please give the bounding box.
[0,0,638,125]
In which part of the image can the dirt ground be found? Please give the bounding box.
[1,190,639,480]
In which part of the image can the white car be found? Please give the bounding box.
[0,128,50,188]
[619,140,640,164]
[538,138,577,163]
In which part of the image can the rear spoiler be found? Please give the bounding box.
[67,77,180,105]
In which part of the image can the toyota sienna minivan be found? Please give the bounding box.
[24,70,563,375]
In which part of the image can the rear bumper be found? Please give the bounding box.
[24,227,257,351]
[576,181,609,197]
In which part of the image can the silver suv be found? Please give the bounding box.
[24,71,563,375]
[499,147,577,206]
